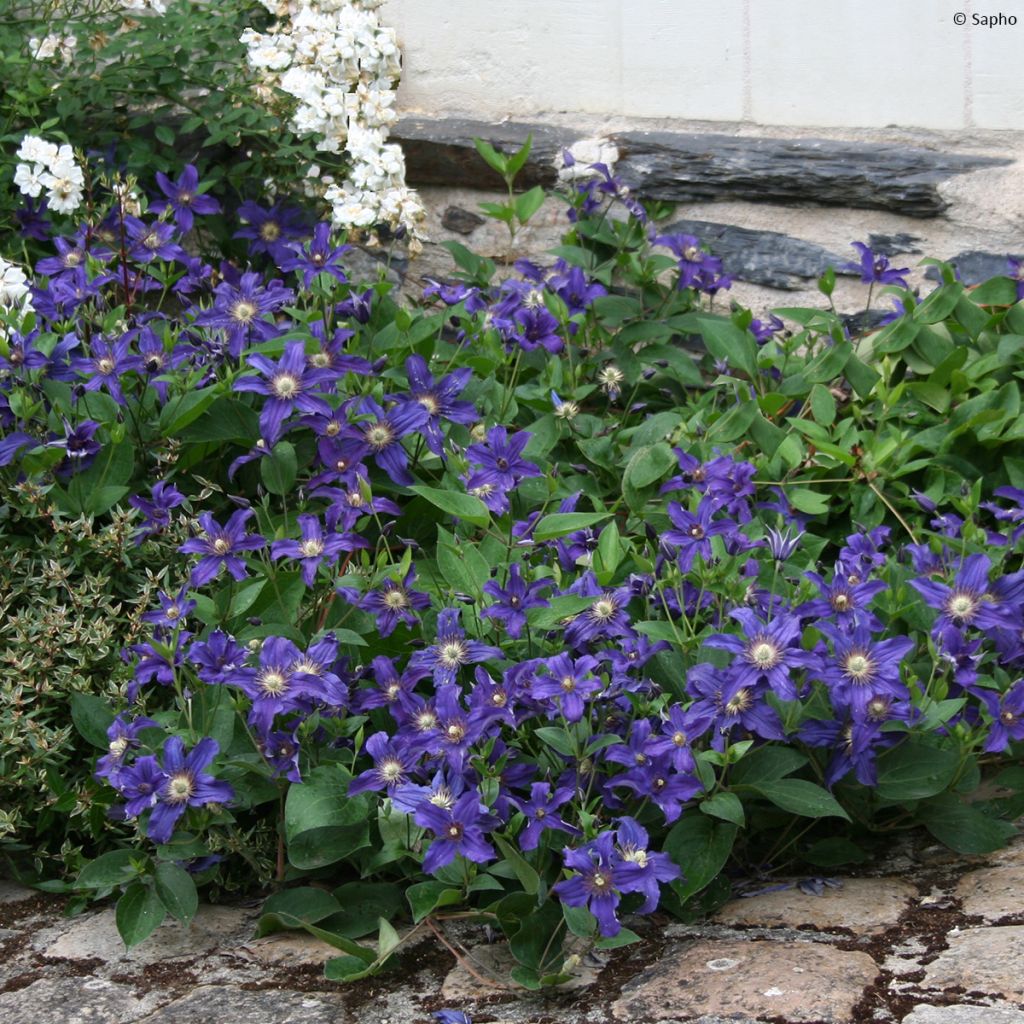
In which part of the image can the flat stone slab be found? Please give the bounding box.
[234,931,338,966]
[714,877,917,934]
[394,116,1011,217]
[41,905,254,965]
[0,977,167,1024]
[923,926,1024,1000]
[440,940,600,1000]
[956,861,1024,921]
[902,1005,1024,1024]
[131,985,346,1024]
[0,880,36,904]
[610,937,879,1023]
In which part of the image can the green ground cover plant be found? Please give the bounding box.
[4,1,1024,992]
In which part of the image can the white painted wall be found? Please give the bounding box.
[380,0,1024,130]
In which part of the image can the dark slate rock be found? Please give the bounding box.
[660,219,846,289]
[924,249,1023,284]
[441,205,486,234]
[393,117,1011,218]
[868,232,924,255]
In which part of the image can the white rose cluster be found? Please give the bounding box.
[0,256,34,332]
[241,0,424,246]
[13,135,85,215]
[28,33,77,63]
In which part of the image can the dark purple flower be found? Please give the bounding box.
[649,704,715,773]
[72,336,142,405]
[256,727,302,782]
[129,480,186,543]
[95,713,159,787]
[46,418,101,473]
[799,570,886,632]
[146,736,233,844]
[563,581,635,648]
[152,165,220,233]
[481,563,549,639]
[279,221,350,286]
[188,630,249,684]
[532,653,603,722]
[358,567,431,636]
[397,354,476,458]
[552,831,630,937]
[843,242,910,289]
[179,508,266,587]
[813,624,914,716]
[234,201,309,263]
[349,731,418,794]
[662,497,736,572]
[143,586,196,630]
[415,791,496,874]
[270,514,366,586]
[614,817,681,911]
[513,782,578,850]
[124,216,186,264]
[345,396,429,487]
[410,608,503,686]
[982,680,1024,752]
[686,662,787,750]
[910,554,1019,639]
[193,271,294,357]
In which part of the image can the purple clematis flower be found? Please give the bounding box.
[193,271,294,357]
[94,713,159,787]
[410,608,503,686]
[662,497,736,572]
[345,396,429,487]
[349,731,418,795]
[233,339,335,443]
[279,221,350,286]
[179,508,266,587]
[481,563,549,639]
[188,630,249,685]
[910,553,1019,640]
[531,653,603,722]
[465,427,541,493]
[982,680,1024,752]
[124,216,186,264]
[614,817,682,911]
[152,164,220,233]
[146,736,233,844]
[397,354,477,458]
[270,513,367,586]
[129,480,186,543]
[813,624,914,716]
[415,791,497,874]
[513,782,578,851]
[72,336,142,405]
[553,831,631,937]
[358,567,432,636]
[843,241,910,289]
[235,200,309,263]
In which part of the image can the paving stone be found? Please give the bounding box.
[41,905,255,965]
[233,930,338,966]
[714,877,917,934]
[610,937,878,1023]
[922,926,1024,1000]
[440,940,600,1000]
[0,976,169,1024]
[956,861,1024,921]
[901,1005,1024,1024]
[0,880,36,904]
[133,985,346,1024]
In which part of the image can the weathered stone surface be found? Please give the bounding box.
[956,861,1024,921]
[923,926,1024,999]
[394,116,1012,217]
[234,931,338,966]
[714,877,916,934]
[868,232,924,255]
[902,1005,1024,1024]
[659,218,845,289]
[0,977,168,1024]
[610,938,879,1023]
[131,986,345,1024]
[923,249,1024,284]
[0,879,36,904]
[440,940,600,1000]
[441,205,486,235]
[40,905,254,965]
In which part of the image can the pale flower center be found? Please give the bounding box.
[272,373,299,399]
[379,759,403,782]
[365,424,393,449]
[418,394,439,415]
[231,300,257,324]
[259,670,288,695]
[96,358,115,374]
[109,737,129,757]
[166,773,194,804]
[438,640,467,668]
[844,652,873,682]
[260,221,280,241]
[212,537,231,554]
[560,675,576,692]
[725,688,752,714]
[947,592,978,621]
[383,589,408,609]
[748,639,780,669]
[299,538,324,557]
[590,598,616,621]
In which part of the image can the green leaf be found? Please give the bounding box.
[494,833,540,895]
[406,880,462,923]
[257,887,341,936]
[116,882,166,949]
[746,780,850,820]
[918,794,1016,854]
[786,488,829,515]
[260,441,297,496]
[153,862,198,924]
[77,849,146,890]
[473,137,508,176]
[809,384,836,426]
[409,485,490,527]
[323,954,378,982]
[327,883,406,939]
[509,900,564,972]
[664,815,737,900]
[158,387,218,435]
[70,693,115,749]
[533,512,611,541]
[436,528,491,597]
[970,276,1019,305]
[875,740,960,802]
[843,353,880,398]
[700,792,745,827]
[913,283,964,324]
[708,399,757,443]
[729,747,808,785]
[533,727,576,758]
[802,837,869,868]
[515,186,546,224]
[698,317,759,379]
[179,398,259,443]
[505,134,533,177]
[622,442,676,493]
[285,766,371,870]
